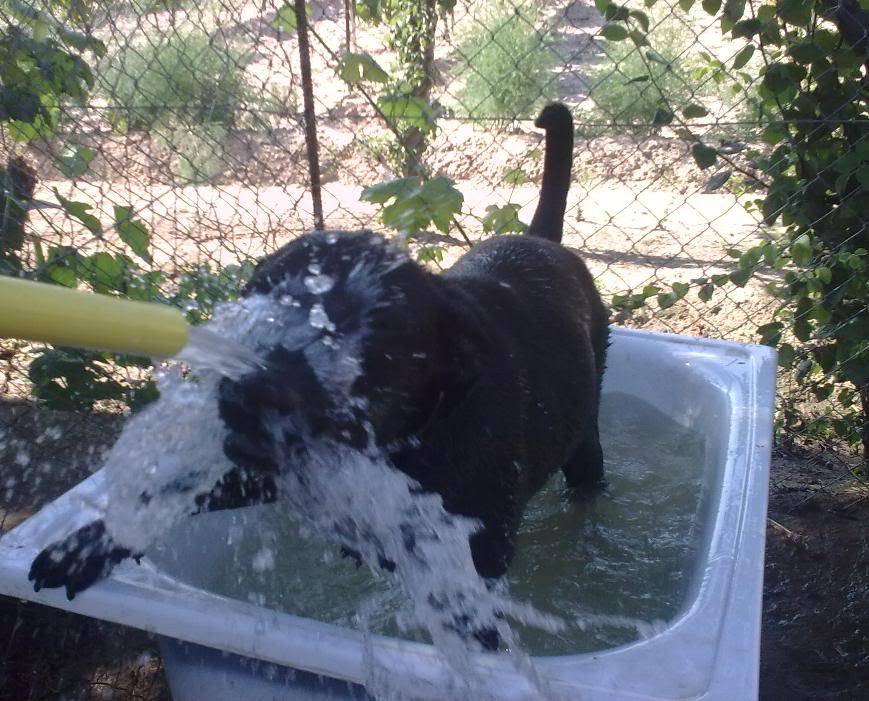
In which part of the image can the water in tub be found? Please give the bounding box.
[149,394,706,656]
[36,271,706,698]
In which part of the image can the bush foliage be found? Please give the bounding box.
[455,1,555,118]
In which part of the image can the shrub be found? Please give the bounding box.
[100,31,247,129]
[587,20,697,126]
[154,121,227,184]
[454,1,555,119]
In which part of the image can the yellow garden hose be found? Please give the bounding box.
[0,275,189,358]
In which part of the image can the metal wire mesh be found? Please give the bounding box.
[0,0,866,698]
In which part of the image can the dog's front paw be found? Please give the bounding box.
[28,520,138,600]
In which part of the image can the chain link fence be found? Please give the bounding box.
[0,0,867,698]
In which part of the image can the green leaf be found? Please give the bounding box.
[59,29,107,58]
[604,4,630,20]
[846,253,866,271]
[704,169,732,192]
[646,50,669,64]
[355,0,381,22]
[757,321,783,346]
[361,176,463,236]
[40,245,79,287]
[482,204,527,235]
[337,52,389,85]
[778,343,795,368]
[731,19,761,39]
[113,206,151,262]
[1,87,43,124]
[377,94,433,130]
[731,44,754,70]
[788,42,825,65]
[47,264,78,287]
[80,252,125,294]
[594,0,612,12]
[679,0,695,10]
[702,0,722,14]
[763,63,804,96]
[691,143,718,169]
[502,168,526,185]
[672,282,690,298]
[729,268,752,286]
[53,189,102,236]
[698,284,714,301]
[600,23,630,41]
[360,177,418,205]
[416,244,445,265]
[657,292,677,309]
[815,266,832,284]
[27,19,49,43]
[28,347,129,410]
[761,123,787,145]
[628,10,650,32]
[272,3,308,32]
[682,103,709,119]
[778,0,813,25]
[612,292,630,308]
[723,0,746,23]
[791,234,812,266]
[56,146,95,179]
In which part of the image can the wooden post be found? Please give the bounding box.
[294,0,324,230]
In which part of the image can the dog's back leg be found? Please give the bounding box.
[561,418,604,488]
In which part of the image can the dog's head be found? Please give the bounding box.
[219,230,484,465]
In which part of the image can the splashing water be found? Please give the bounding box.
[152,394,701,660]
[94,293,565,698]
[173,325,266,379]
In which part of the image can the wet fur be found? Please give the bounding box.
[30,103,608,607]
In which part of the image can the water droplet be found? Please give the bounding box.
[309,303,336,332]
[252,547,275,573]
[304,273,335,295]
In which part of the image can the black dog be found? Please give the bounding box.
[29,102,608,603]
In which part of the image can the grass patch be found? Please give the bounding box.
[100,30,247,130]
[153,121,227,184]
[587,21,698,128]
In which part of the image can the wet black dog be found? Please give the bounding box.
[29,103,608,605]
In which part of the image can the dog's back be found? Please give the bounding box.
[392,103,609,577]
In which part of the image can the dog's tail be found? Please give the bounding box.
[526,103,574,243]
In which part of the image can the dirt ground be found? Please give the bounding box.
[759,448,869,701]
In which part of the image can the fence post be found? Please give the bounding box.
[294,0,324,231]
[344,0,355,50]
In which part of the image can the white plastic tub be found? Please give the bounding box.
[0,328,776,700]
